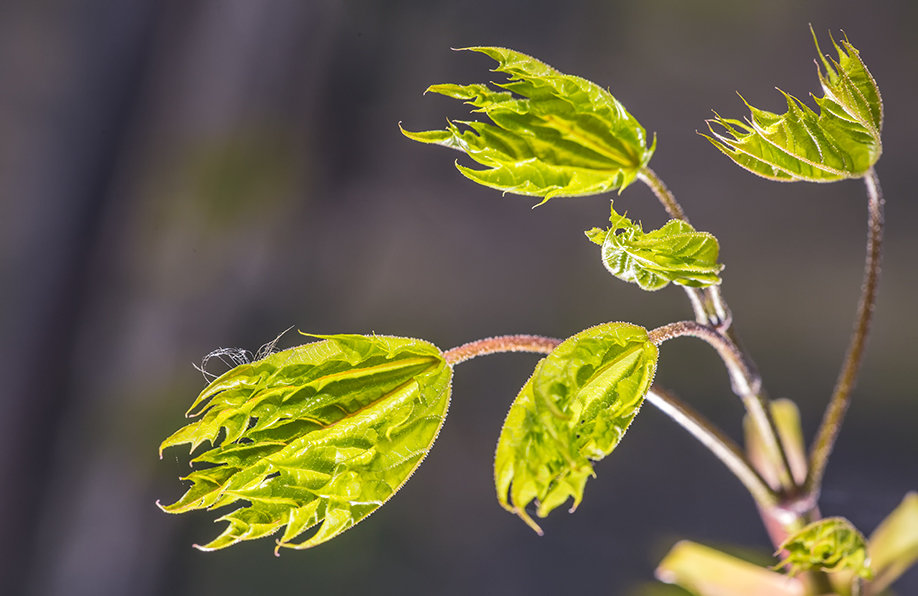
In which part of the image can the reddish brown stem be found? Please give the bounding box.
[442,334,560,365]
[806,169,884,496]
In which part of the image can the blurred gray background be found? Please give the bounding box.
[2,1,915,595]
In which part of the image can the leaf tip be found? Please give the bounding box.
[531,195,552,209]
[516,508,544,536]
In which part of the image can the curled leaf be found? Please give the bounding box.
[585,203,723,291]
[494,322,657,533]
[776,517,873,580]
[705,29,882,182]
[402,46,655,202]
[159,334,452,552]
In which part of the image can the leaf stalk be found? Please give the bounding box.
[649,321,796,492]
[638,167,688,222]
[443,334,559,365]
[805,169,884,497]
[639,166,732,330]
[646,385,779,509]
[638,168,799,497]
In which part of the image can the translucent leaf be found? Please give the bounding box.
[743,398,807,488]
[585,204,723,291]
[776,517,873,580]
[493,322,657,533]
[401,47,655,202]
[656,540,805,596]
[705,29,882,182]
[864,492,918,593]
[159,334,452,552]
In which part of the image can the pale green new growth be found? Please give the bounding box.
[159,334,452,552]
[493,322,657,533]
[657,540,805,596]
[776,517,873,580]
[401,46,654,202]
[157,31,917,596]
[863,492,918,593]
[585,204,723,291]
[705,29,882,182]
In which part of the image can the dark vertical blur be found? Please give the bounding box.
[1,2,915,595]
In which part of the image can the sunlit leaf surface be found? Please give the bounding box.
[402,46,654,202]
[585,204,723,291]
[744,398,808,488]
[656,540,805,596]
[864,492,918,593]
[493,322,657,533]
[776,517,873,580]
[159,334,452,552]
[706,29,882,182]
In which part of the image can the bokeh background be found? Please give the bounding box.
[2,1,916,595]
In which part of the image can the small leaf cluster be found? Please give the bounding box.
[158,30,917,596]
[585,204,723,291]
[776,517,873,579]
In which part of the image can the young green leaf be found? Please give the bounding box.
[494,322,658,533]
[401,47,655,203]
[656,540,805,596]
[744,398,808,488]
[159,334,452,552]
[863,492,918,593]
[775,517,873,580]
[585,204,723,291]
[705,29,882,182]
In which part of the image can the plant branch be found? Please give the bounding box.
[638,168,800,495]
[649,321,796,491]
[805,169,885,496]
[443,334,559,365]
[638,167,688,222]
[639,166,732,330]
[649,321,760,397]
[646,385,779,509]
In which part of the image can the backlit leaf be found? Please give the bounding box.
[776,517,873,580]
[656,540,805,596]
[743,398,807,488]
[159,334,452,552]
[585,204,723,291]
[402,47,655,203]
[705,29,882,182]
[494,322,657,533]
[863,492,918,593]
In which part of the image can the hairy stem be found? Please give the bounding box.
[638,167,688,222]
[649,321,760,396]
[805,169,884,496]
[650,321,796,491]
[647,385,778,508]
[638,167,800,498]
[443,334,559,365]
[639,167,732,330]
